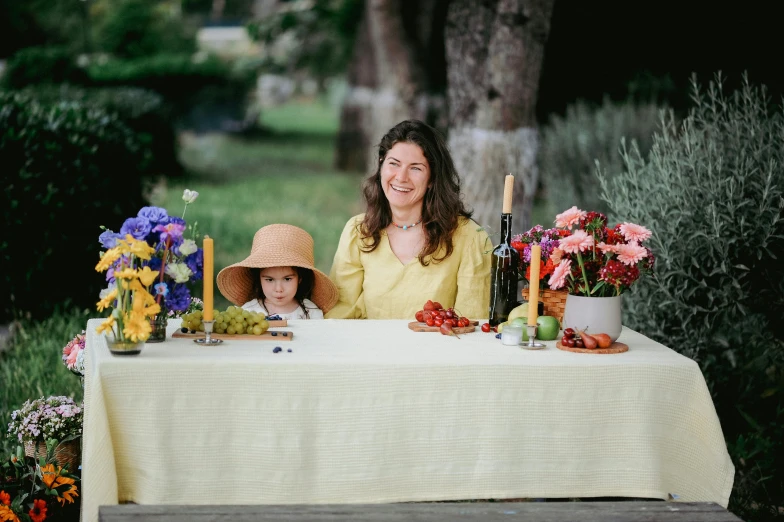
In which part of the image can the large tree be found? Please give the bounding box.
[445,0,555,232]
[335,0,448,173]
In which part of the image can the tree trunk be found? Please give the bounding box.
[335,0,448,173]
[445,0,555,232]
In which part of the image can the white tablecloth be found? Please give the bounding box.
[82,318,734,522]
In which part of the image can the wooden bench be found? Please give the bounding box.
[99,501,743,521]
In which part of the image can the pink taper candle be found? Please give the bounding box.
[202,236,214,321]
[527,245,541,327]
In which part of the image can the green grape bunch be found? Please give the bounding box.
[180,306,270,335]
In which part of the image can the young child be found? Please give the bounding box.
[217,224,338,319]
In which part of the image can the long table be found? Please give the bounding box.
[82,318,735,522]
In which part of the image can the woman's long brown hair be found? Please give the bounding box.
[360,119,472,266]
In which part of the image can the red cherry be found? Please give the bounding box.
[415,310,424,322]
[481,322,491,333]
[426,318,435,327]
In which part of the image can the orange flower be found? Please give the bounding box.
[28,499,47,522]
[40,464,79,506]
[0,504,19,522]
[0,492,9,506]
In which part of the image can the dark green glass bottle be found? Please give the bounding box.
[488,213,520,326]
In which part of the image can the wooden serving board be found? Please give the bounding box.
[556,341,628,354]
[267,320,287,327]
[172,330,293,341]
[408,321,476,334]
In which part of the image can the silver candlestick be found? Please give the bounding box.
[522,325,546,350]
[194,320,223,345]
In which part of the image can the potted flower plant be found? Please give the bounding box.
[7,396,84,472]
[523,206,654,340]
[61,331,86,378]
[96,189,203,346]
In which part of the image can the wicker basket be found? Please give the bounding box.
[25,438,81,471]
[521,287,568,324]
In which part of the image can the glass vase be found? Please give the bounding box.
[107,337,144,356]
[147,309,168,343]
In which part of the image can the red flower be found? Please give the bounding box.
[29,499,47,522]
[0,491,10,506]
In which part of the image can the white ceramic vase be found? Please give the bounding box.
[562,294,623,342]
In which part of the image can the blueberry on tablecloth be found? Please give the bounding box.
[273,347,282,353]
[287,348,292,353]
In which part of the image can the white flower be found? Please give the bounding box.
[165,262,193,284]
[179,239,198,256]
[99,283,116,300]
[75,350,86,374]
[182,189,199,204]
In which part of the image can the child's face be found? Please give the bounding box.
[260,267,300,308]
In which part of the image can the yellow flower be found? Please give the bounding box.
[96,316,115,334]
[96,288,118,312]
[114,235,133,254]
[144,302,161,318]
[57,484,79,506]
[132,292,145,313]
[114,268,138,280]
[128,279,144,293]
[95,247,122,272]
[123,313,151,342]
[0,504,20,522]
[138,266,159,287]
[129,238,155,260]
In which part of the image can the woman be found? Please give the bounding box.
[326,119,491,319]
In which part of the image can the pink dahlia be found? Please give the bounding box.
[597,242,618,255]
[615,243,648,266]
[548,259,572,290]
[558,230,594,254]
[555,206,586,229]
[619,222,652,243]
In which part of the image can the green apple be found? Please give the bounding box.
[535,315,560,340]
[507,303,529,322]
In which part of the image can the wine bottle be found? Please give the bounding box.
[488,175,521,326]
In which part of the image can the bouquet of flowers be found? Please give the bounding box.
[512,225,570,285]
[537,206,654,297]
[1,443,80,522]
[61,331,86,377]
[95,189,203,343]
[7,397,83,446]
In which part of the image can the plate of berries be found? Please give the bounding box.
[556,327,628,354]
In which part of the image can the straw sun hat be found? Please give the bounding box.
[216,224,339,313]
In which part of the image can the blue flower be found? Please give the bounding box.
[185,250,203,281]
[138,206,169,225]
[166,284,191,312]
[146,256,163,272]
[120,217,152,241]
[168,217,186,226]
[99,230,121,249]
[154,282,169,297]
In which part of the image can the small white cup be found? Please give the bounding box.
[501,325,524,346]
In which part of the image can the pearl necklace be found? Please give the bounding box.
[391,218,423,231]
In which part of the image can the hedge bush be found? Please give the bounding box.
[18,84,182,177]
[85,52,258,131]
[0,90,150,323]
[539,97,663,216]
[1,46,88,89]
[598,74,784,521]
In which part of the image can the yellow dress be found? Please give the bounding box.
[326,214,492,320]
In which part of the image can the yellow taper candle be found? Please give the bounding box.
[502,174,514,214]
[202,236,214,321]
[527,245,541,327]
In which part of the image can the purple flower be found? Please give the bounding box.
[120,217,152,240]
[185,249,203,281]
[99,230,121,249]
[166,284,191,311]
[168,216,186,227]
[152,222,186,246]
[138,206,169,224]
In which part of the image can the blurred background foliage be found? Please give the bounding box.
[0,1,782,520]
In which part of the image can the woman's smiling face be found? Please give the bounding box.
[380,141,431,214]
